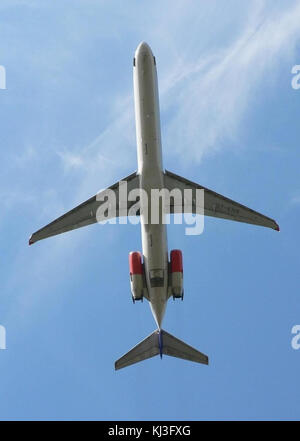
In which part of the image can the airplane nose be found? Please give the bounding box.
[135,41,153,59]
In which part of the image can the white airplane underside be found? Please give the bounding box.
[29,42,279,370]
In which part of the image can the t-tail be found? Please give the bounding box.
[115,329,208,370]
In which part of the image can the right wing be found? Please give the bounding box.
[29,171,140,245]
[164,170,279,231]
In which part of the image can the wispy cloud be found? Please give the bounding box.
[54,1,300,173]
[159,1,300,163]
[56,95,133,177]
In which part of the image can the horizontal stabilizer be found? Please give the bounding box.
[115,329,208,370]
[115,330,160,370]
[162,330,209,364]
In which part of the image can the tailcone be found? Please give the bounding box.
[150,300,166,330]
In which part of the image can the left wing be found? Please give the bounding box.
[164,170,279,231]
[29,171,139,245]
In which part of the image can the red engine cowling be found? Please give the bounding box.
[129,251,144,301]
[170,249,184,299]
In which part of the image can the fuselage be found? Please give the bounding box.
[133,42,168,329]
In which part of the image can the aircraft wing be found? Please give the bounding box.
[163,170,279,231]
[29,171,139,245]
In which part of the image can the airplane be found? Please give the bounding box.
[29,42,279,370]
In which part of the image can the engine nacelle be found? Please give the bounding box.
[129,251,144,302]
[170,249,184,299]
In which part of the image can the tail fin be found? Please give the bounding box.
[115,329,208,370]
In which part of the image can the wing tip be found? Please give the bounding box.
[29,236,34,246]
[274,223,280,232]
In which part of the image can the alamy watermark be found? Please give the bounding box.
[291,65,300,90]
[96,182,205,236]
[291,325,300,350]
[0,65,6,89]
[0,325,6,350]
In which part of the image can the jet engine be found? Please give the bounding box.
[170,249,184,300]
[129,251,144,302]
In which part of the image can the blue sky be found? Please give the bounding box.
[0,0,300,420]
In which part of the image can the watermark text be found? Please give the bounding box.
[0,325,6,350]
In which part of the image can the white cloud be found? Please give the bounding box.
[57,150,85,170]
[159,1,300,163]
[54,1,300,173]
